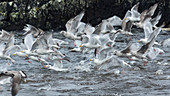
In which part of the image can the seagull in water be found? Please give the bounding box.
[0,71,27,96]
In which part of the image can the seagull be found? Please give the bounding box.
[124,2,141,22]
[12,52,28,58]
[28,56,49,65]
[138,18,153,44]
[90,47,131,70]
[131,28,160,59]
[147,47,164,60]
[43,56,70,72]
[21,33,39,56]
[52,38,69,48]
[70,40,83,52]
[76,23,95,36]
[0,29,11,43]
[106,15,122,26]
[150,11,162,29]
[117,18,133,35]
[134,3,158,28]
[90,47,114,68]
[138,22,162,44]
[113,41,133,57]
[0,33,20,64]
[80,34,101,50]
[0,71,27,96]
[93,20,117,35]
[31,33,56,55]
[23,24,45,38]
[60,11,85,40]
[160,38,170,47]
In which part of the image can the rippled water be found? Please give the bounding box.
[0,29,170,96]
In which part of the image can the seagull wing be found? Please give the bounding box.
[147,47,160,60]
[146,3,158,17]
[65,18,73,32]
[4,45,21,56]
[84,24,95,35]
[23,24,39,36]
[121,41,133,54]
[137,34,156,54]
[107,15,122,26]
[3,33,14,55]
[97,47,113,60]
[53,56,63,69]
[131,2,140,12]
[124,20,133,32]
[150,11,162,26]
[143,20,153,40]
[24,33,34,51]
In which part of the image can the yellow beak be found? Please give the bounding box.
[20,51,24,53]
[80,45,82,47]
[138,40,141,42]
[89,59,93,61]
[12,54,15,56]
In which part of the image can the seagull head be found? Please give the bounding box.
[138,39,147,44]
[1,71,14,77]
[60,31,66,35]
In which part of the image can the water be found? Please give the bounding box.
[0,30,170,96]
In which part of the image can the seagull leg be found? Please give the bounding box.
[0,86,3,91]
[7,60,10,66]
[48,56,51,60]
[144,61,148,66]
[74,41,76,47]
[128,57,133,61]
[121,68,125,74]
[27,61,32,64]
[62,45,65,48]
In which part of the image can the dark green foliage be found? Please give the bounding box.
[0,0,169,31]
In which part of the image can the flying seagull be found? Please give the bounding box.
[0,71,27,96]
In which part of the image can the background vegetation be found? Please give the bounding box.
[0,0,169,31]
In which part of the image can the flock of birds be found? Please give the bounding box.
[0,2,170,96]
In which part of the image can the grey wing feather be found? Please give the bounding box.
[146,3,158,17]
[137,34,156,54]
[124,20,133,32]
[3,33,14,55]
[93,23,102,35]
[121,42,133,54]
[150,12,162,26]
[131,2,140,12]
